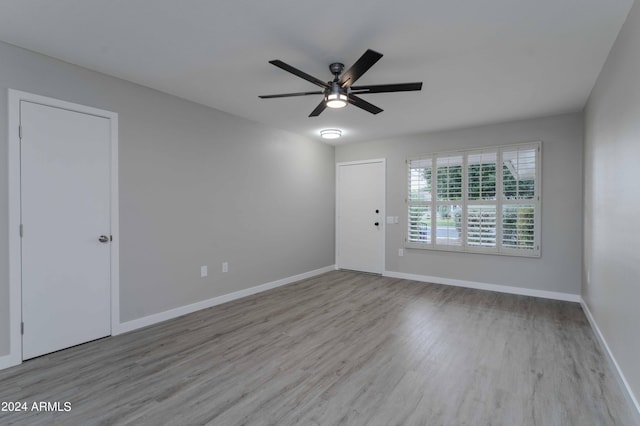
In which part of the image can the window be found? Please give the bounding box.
[406,142,540,257]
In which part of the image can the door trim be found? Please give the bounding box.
[6,89,119,368]
[335,158,386,273]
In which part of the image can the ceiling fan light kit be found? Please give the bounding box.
[259,49,422,117]
[325,66,348,108]
[326,93,348,109]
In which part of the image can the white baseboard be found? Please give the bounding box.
[580,299,640,420]
[383,270,581,303]
[113,265,335,335]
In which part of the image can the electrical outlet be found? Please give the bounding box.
[398,248,404,257]
[200,265,208,277]
[222,262,228,273]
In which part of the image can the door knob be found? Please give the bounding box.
[98,235,109,243]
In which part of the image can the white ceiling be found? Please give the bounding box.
[0,0,633,144]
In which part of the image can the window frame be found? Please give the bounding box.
[406,141,541,257]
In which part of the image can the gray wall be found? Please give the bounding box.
[336,113,584,294]
[584,0,640,407]
[0,41,335,355]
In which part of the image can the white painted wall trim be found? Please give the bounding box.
[113,265,335,335]
[0,353,18,371]
[6,89,119,370]
[383,270,581,302]
[6,90,22,370]
[581,299,640,420]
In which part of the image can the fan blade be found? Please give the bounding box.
[269,60,329,89]
[259,91,324,99]
[309,100,327,117]
[339,49,383,88]
[350,82,423,94]
[348,95,383,115]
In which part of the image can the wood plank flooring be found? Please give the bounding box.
[0,271,637,425]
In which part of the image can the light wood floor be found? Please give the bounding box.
[0,271,637,425]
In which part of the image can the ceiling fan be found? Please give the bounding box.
[259,49,422,117]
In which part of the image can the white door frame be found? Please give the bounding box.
[5,89,119,369]
[335,158,386,273]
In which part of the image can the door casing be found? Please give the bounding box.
[5,89,119,369]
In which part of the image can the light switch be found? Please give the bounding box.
[200,266,208,277]
[386,216,394,224]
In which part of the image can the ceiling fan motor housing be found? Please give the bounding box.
[329,62,345,77]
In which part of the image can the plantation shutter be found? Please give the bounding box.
[407,157,433,246]
[501,144,539,255]
[467,150,498,251]
[435,154,463,248]
[406,142,540,257]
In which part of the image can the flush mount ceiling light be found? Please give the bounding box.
[320,129,342,140]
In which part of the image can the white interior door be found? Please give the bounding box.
[21,100,111,360]
[336,160,385,274]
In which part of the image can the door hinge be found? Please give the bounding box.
[21,322,24,335]
[19,224,23,238]
[110,235,113,242]
[18,125,22,140]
